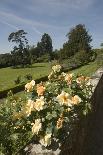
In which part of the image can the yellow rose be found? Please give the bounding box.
[56,117,64,129]
[34,96,45,111]
[39,133,52,146]
[52,65,61,73]
[72,95,81,105]
[22,99,34,116]
[65,73,73,84]
[57,91,72,107]
[25,80,35,92]
[31,119,42,135]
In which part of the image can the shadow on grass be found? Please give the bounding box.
[10,65,45,69]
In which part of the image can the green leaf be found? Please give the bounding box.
[52,111,57,118]
[46,112,53,120]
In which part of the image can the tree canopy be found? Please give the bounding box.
[8,30,30,67]
[40,33,53,54]
[66,24,92,55]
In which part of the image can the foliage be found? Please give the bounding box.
[40,33,53,54]
[8,30,31,67]
[68,50,90,69]
[14,76,22,85]
[58,24,92,60]
[0,53,12,68]
[0,91,32,155]
[25,74,32,81]
[67,24,92,54]
[0,65,93,154]
[35,33,53,62]
[36,53,51,62]
[96,49,103,66]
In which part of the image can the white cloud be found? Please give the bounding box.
[0,10,68,29]
[0,20,19,30]
[0,10,47,35]
[32,27,42,35]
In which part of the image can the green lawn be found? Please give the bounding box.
[0,63,52,91]
[0,60,102,92]
[71,61,102,76]
[0,60,102,104]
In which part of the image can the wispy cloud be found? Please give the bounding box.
[0,20,19,30]
[0,10,68,30]
[32,27,42,35]
[0,10,46,35]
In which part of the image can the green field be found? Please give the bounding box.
[0,63,52,91]
[0,60,102,92]
[0,60,102,104]
[71,61,102,76]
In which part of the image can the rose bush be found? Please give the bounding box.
[0,64,93,154]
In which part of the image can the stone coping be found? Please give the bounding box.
[91,67,103,90]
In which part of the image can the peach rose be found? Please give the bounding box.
[37,83,45,96]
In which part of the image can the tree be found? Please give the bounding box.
[8,30,30,67]
[40,33,53,54]
[100,43,103,48]
[0,53,12,68]
[66,24,92,56]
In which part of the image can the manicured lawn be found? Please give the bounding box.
[0,63,52,91]
[0,60,102,104]
[0,60,102,93]
[71,61,102,76]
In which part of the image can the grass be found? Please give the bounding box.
[0,63,52,91]
[71,61,102,76]
[0,59,102,105]
[0,60,102,99]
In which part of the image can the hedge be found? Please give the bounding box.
[0,76,48,99]
[0,67,71,99]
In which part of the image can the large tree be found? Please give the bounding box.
[40,33,53,55]
[66,24,92,56]
[8,30,30,67]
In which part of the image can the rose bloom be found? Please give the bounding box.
[48,71,53,80]
[56,117,64,129]
[30,80,35,86]
[76,76,85,84]
[65,73,73,84]
[37,83,45,96]
[34,96,45,111]
[72,95,81,105]
[85,77,90,81]
[57,91,72,107]
[52,65,61,73]
[31,119,42,135]
[25,80,35,92]
[39,133,52,147]
[22,99,34,116]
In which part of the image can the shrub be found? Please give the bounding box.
[37,54,50,62]
[14,76,21,84]
[68,50,90,69]
[96,50,103,66]
[25,74,32,81]
[0,91,32,155]
[0,65,93,154]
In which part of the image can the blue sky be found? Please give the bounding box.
[0,0,103,53]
